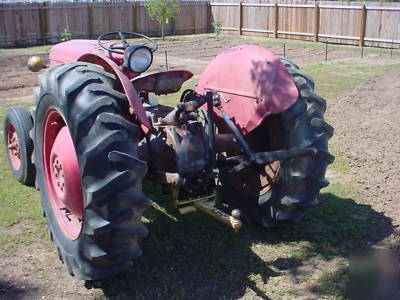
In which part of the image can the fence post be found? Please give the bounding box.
[359,4,367,47]
[88,3,94,39]
[314,4,320,42]
[239,0,243,35]
[39,2,47,45]
[274,3,279,39]
[133,2,138,33]
[207,1,212,33]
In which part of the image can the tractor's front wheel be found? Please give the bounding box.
[34,62,149,280]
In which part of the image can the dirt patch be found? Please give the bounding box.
[0,37,359,103]
[327,66,400,227]
[0,243,100,300]
[0,54,46,102]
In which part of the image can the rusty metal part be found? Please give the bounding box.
[222,115,283,197]
[165,123,209,175]
[138,132,176,172]
[227,161,280,197]
[157,96,206,126]
[213,96,255,161]
[215,134,241,153]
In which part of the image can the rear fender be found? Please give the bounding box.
[196,45,298,135]
[78,53,150,133]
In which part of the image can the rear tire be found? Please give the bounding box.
[219,58,334,227]
[3,106,35,185]
[34,62,149,280]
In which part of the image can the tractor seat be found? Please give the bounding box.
[132,70,193,96]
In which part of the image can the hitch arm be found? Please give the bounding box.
[221,148,319,172]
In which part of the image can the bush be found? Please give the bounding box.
[212,21,222,38]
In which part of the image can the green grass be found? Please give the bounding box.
[0,45,52,56]
[302,62,399,100]
[330,143,351,174]
[0,103,47,252]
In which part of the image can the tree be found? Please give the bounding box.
[144,0,181,41]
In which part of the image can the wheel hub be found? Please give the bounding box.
[52,157,65,192]
[44,111,83,240]
[7,124,21,170]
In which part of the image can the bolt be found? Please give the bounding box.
[231,209,241,219]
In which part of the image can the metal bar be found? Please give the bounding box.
[225,148,318,166]
[242,3,274,7]
[206,91,216,170]
[220,27,239,31]
[391,40,394,57]
[319,5,362,10]
[214,102,254,160]
[278,4,315,8]
[0,6,40,11]
[241,28,273,34]
[366,6,400,11]
[325,43,328,62]
[318,33,360,41]
[164,50,169,70]
[210,3,239,6]
[277,30,314,37]
[176,194,216,206]
[364,37,400,44]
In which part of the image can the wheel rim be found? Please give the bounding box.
[43,110,83,240]
[228,161,280,197]
[7,123,21,171]
[226,116,282,197]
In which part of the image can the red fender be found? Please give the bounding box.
[196,45,298,135]
[48,40,150,132]
[78,53,150,132]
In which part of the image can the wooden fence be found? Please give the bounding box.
[0,1,210,47]
[0,1,399,48]
[211,0,400,47]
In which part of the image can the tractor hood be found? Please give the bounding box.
[196,45,298,134]
[49,39,124,67]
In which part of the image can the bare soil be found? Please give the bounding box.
[327,65,400,229]
[0,37,356,102]
[1,38,400,299]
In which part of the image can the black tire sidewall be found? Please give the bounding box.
[3,107,35,185]
[35,94,80,258]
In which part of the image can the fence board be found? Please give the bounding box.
[0,1,399,49]
[0,1,210,47]
[212,0,400,48]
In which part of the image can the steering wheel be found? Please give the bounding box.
[97,31,158,54]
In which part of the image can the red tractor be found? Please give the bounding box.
[4,32,333,280]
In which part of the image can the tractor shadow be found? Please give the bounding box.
[95,185,394,299]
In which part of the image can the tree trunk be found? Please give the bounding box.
[161,23,164,41]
